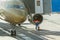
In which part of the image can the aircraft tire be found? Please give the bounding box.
[11,30,16,36]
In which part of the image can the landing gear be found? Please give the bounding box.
[10,24,16,36]
[11,30,16,36]
[18,24,21,26]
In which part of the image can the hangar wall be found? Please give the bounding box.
[43,0,52,14]
[22,0,52,14]
[52,0,60,12]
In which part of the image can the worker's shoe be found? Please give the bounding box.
[38,27,40,31]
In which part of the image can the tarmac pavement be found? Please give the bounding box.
[0,14,60,40]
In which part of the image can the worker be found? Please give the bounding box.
[33,20,40,30]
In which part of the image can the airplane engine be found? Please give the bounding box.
[0,0,28,24]
[28,14,43,24]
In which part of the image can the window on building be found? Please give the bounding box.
[37,1,40,6]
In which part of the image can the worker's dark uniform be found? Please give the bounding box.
[33,20,40,30]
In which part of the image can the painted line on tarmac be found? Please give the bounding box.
[28,31,46,40]
[0,27,10,35]
[21,27,45,40]
[0,27,23,40]
[18,34,34,40]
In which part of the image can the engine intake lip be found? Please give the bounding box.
[33,14,43,24]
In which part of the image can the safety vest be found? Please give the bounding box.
[33,20,40,23]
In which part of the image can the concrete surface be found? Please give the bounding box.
[0,14,60,40]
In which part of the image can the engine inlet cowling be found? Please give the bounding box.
[33,14,43,24]
[28,14,43,24]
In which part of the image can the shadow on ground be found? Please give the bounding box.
[30,29,60,40]
[31,29,60,36]
[0,22,60,40]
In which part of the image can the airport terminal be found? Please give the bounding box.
[0,0,60,40]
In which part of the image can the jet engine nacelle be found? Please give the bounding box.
[28,14,43,24]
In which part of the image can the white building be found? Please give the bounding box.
[35,0,43,14]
